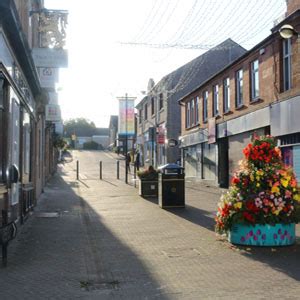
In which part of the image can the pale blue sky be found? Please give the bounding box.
[44,0,286,128]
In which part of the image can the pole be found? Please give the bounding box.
[76,160,79,180]
[100,161,102,180]
[125,93,128,184]
[117,160,120,179]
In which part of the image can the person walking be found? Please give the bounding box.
[135,151,140,171]
[126,151,131,173]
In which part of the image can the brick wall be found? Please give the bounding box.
[286,0,300,16]
[181,21,300,137]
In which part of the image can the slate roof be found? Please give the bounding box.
[154,38,247,101]
[95,128,109,136]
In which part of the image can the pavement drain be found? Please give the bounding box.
[80,280,120,291]
[35,212,59,218]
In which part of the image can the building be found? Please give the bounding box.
[108,115,118,150]
[136,39,246,168]
[0,1,67,227]
[179,0,300,187]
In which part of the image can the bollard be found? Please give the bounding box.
[76,160,79,180]
[134,164,136,188]
[117,160,120,179]
[100,161,102,180]
[125,161,128,184]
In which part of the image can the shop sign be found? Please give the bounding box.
[32,48,68,68]
[168,139,178,147]
[157,126,165,144]
[46,104,61,121]
[38,67,59,88]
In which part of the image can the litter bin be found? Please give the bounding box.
[158,163,185,208]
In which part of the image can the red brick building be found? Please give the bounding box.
[179,3,300,187]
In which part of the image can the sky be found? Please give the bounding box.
[44,0,287,128]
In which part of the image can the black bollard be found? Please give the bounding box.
[100,161,102,180]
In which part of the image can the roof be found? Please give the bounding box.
[155,38,246,101]
[95,128,109,136]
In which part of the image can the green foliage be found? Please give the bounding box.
[64,118,97,137]
[53,133,67,149]
[83,141,99,150]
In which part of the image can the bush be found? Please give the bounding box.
[83,141,99,150]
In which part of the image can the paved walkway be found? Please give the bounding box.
[1,157,300,299]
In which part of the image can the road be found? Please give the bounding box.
[1,149,300,299]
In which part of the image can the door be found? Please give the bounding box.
[10,97,20,206]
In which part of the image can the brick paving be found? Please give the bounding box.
[1,151,300,299]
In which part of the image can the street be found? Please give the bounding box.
[1,150,300,299]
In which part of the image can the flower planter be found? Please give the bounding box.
[138,178,158,197]
[228,223,295,246]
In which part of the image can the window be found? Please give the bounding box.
[151,97,155,115]
[223,77,230,113]
[283,38,292,91]
[159,93,164,110]
[203,91,208,122]
[186,102,191,128]
[139,109,142,124]
[195,96,199,124]
[213,85,219,116]
[250,59,259,100]
[144,103,148,120]
[236,69,243,107]
[190,99,195,125]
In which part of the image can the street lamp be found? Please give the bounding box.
[279,24,300,39]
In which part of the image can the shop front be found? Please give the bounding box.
[271,96,300,180]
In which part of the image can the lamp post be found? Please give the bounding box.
[279,24,300,39]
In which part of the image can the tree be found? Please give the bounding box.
[63,118,97,137]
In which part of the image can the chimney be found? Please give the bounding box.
[286,0,300,16]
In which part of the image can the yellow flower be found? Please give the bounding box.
[271,185,280,194]
[280,178,289,188]
[273,209,281,215]
[294,194,300,201]
[250,174,254,182]
[256,183,260,187]
[256,176,260,181]
[234,202,242,209]
[257,170,264,176]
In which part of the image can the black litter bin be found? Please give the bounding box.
[158,163,185,208]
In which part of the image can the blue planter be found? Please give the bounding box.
[228,223,295,246]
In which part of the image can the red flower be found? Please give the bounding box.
[243,212,255,223]
[232,177,240,185]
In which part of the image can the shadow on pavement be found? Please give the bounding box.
[224,237,300,282]
[164,204,216,232]
[0,170,170,299]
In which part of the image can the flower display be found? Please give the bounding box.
[215,135,300,234]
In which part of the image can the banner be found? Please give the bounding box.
[118,98,135,135]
